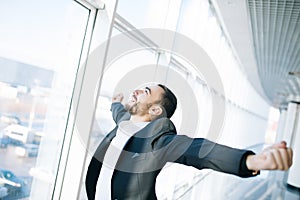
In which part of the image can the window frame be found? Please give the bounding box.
[52,0,118,199]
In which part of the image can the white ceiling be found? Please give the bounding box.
[211,0,300,109]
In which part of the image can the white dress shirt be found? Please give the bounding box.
[95,120,149,200]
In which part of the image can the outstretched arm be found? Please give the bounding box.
[153,132,293,178]
[153,133,258,177]
[246,141,293,173]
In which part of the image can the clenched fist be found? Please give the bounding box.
[112,93,124,103]
[246,141,293,172]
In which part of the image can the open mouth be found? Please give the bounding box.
[129,95,137,103]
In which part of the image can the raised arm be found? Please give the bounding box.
[110,93,130,124]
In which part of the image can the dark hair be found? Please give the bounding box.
[157,84,177,118]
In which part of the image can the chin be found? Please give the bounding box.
[125,102,136,112]
[126,101,136,108]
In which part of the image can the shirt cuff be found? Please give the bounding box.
[239,150,260,177]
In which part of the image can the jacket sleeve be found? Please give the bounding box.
[152,133,258,178]
[110,102,130,124]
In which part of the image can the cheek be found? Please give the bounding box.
[139,96,152,104]
[140,103,152,112]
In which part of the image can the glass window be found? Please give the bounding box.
[117,0,177,29]
[0,0,90,199]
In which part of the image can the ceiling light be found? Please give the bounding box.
[289,71,300,77]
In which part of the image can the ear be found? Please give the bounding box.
[149,104,163,116]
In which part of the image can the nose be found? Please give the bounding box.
[133,89,143,96]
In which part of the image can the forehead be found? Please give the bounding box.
[148,85,164,95]
[136,84,164,96]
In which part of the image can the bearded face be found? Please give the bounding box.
[125,101,151,116]
[124,85,164,117]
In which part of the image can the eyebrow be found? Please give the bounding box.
[145,87,151,94]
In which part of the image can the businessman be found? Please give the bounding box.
[86,83,293,200]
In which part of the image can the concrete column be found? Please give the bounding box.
[281,103,298,146]
[275,108,287,143]
[287,103,300,188]
[280,102,300,188]
[271,108,288,184]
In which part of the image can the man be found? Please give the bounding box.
[86,83,293,200]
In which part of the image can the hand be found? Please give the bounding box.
[112,93,124,103]
[246,141,293,171]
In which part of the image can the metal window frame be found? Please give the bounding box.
[51,0,119,199]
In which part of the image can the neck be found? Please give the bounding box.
[130,114,151,123]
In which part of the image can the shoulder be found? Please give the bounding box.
[135,117,177,138]
[152,117,177,132]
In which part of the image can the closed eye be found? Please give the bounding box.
[145,87,151,95]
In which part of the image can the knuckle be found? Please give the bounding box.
[272,149,279,154]
[278,165,284,170]
[271,162,278,170]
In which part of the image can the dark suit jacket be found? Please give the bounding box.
[86,102,257,200]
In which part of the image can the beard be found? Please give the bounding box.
[125,102,151,116]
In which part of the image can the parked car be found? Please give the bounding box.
[0,115,20,126]
[0,136,9,148]
[0,186,8,199]
[3,125,35,144]
[0,169,27,199]
[15,144,39,157]
[0,129,9,148]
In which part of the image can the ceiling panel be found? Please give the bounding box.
[247,0,300,108]
[211,0,300,109]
